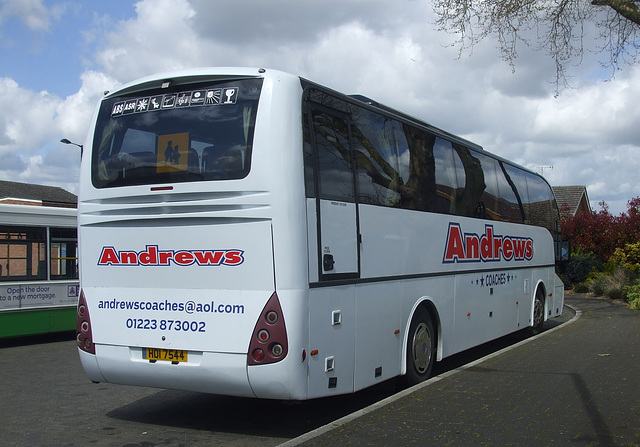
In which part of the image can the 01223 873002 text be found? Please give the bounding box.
[125,318,206,332]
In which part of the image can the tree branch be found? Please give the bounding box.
[591,0,640,25]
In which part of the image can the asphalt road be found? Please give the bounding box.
[0,306,573,447]
[289,294,640,446]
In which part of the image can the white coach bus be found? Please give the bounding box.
[77,67,564,399]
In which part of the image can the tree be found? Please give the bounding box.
[561,197,640,263]
[561,201,619,263]
[432,0,640,90]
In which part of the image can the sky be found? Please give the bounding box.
[0,0,639,216]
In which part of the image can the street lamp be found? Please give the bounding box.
[60,138,83,157]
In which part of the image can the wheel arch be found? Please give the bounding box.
[400,297,442,376]
[531,280,548,328]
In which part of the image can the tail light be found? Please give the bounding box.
[248,292,288,365]
[76,290,95,354]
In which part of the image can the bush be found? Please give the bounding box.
[588,268,632,299]
[556,269,571,289]
[588,272,606,296]
[602,267,634,300]
[573,282,590,293]
[607,242,640,274]
[561,197,640,266]
[623,280,640,310]
[567,250,603,283]
[560,196,640,306]
[587,267,638,305]
[561,203,619,264]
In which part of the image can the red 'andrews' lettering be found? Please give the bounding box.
[98,245,244,266]
[443,223,533,263]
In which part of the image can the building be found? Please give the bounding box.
[0,180,77,208]
[552,185,591,219]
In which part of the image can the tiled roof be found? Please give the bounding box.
[552,185,590,217]
[0,180,77,207]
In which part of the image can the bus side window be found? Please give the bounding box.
[50,228,78,280]
[473,201,488,219]
[525,173,554,233]
[303,112,316,198]
[0,227,46,281]
[351,108,401,207]
[433,138,459,215]
[497,162,525,224]
[311,109,355,202]
[503,164,530,223]
[452,144,484,218]
[475,153,500,220]
[397,123,438,212]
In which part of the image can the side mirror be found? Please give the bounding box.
[555,239,571,263]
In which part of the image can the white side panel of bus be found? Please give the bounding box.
[451,270,526,354]
[318,200,358,276]
[550,274,565,318]
[308,285,356,398]
[353,282,403,391]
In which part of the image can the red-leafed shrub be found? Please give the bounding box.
[561,198,640,265]
[561,197,640,308]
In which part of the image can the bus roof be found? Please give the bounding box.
[102,67,545,182]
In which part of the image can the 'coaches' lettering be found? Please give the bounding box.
[98,245,244,266]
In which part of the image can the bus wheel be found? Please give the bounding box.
[403,307,436,387]
[532,288,545,331]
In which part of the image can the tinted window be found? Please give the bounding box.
[352,109,401,206]
[526,173,554,232]
[92,78,262,188]
[303,87,557,232]
[303,111,315,198]
[433,138,459,214]
[496,162,523,224]
[452,145,485,218]
[399,124,438,212]
[503,164,529,220]
[451,147,467,216]
[311,109,355,202]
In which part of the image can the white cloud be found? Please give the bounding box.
[0,77,59,152]
[531,72,640,146]
[0,0,50,31]
[0,69,119,192]
[95,0,199,83]
[56,70,119,141]
[0,70,116,153]
[300,22,422,94]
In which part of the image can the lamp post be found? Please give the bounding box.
[60,138,83,158]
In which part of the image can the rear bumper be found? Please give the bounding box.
[79,344,255,397]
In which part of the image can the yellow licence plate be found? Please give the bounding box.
[143,348,188,363]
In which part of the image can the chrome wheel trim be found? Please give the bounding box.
[411,322,432,374]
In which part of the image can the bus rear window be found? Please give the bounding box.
[91,78,263,188]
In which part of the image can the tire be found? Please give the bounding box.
[401,306,436,387]
[531,288,545,331]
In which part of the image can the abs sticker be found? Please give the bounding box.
[111,87,240,117]
[98,245,244,266]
